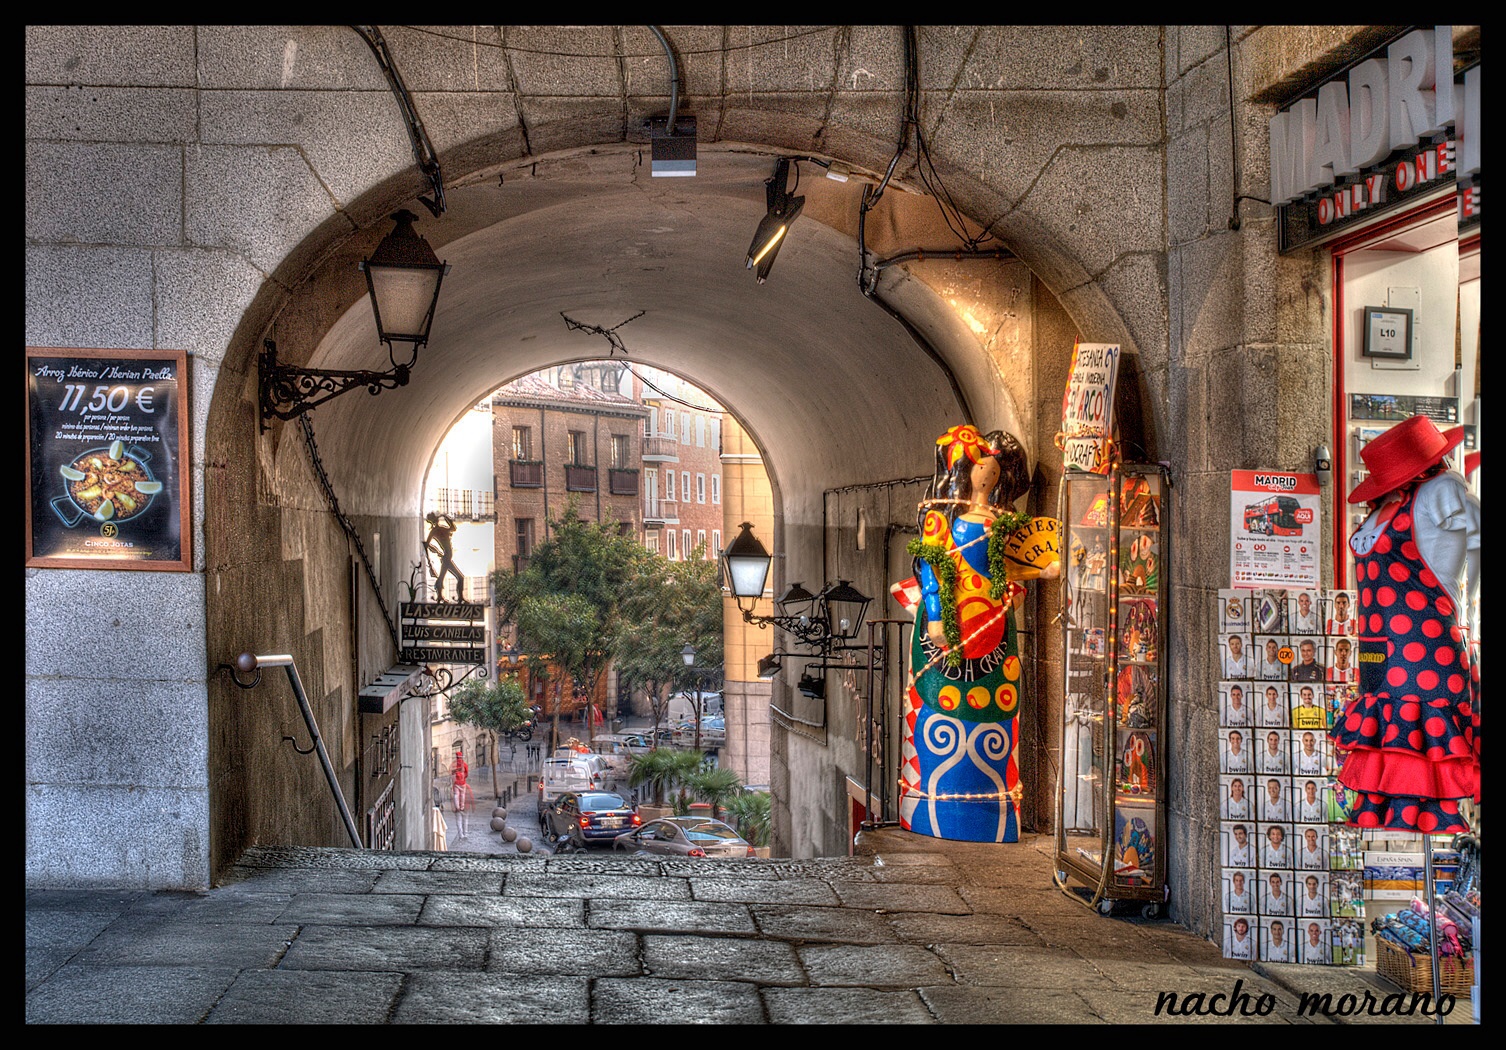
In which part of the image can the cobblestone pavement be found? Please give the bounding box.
[26,818,1474,1024]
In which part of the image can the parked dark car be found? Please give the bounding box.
[539,790,640,847]
[613,816,755,858]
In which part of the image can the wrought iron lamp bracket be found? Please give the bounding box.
[258,339,410,430]
[739,607,834,654]
[406,662,486,703]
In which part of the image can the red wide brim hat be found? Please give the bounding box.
[1348,415,1465,504]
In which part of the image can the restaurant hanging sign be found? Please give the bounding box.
[400,601,488,666]
[27,347,191,571]
[1272,26,1477,253]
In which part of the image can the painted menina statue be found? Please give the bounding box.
[898,424,1059,842]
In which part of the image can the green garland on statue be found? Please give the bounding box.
[907,537,962,665]
[907,510,1032,669]
[987,511,1033,599]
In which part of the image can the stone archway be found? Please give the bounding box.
[199,134,1140,873]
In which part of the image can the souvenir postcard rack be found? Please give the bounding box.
[1055,463,1169,916]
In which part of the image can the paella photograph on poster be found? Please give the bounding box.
[26,346,191,571]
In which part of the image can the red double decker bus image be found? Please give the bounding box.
[1244,496,1304,536]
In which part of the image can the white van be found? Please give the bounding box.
[587,736,641,777]
[662,692,722,725]
[538,756,600,804]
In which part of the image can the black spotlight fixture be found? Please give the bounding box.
[756,653,784,680]
[796,669,826,700]
[746,157,805,283]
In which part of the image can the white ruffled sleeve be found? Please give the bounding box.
[1412,472,1481,627]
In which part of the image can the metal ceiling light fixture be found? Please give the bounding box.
[646,26,696,176]
[746,157,805,283]
[259,210,449,429]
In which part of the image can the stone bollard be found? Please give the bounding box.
[492,806,507,820]
[502,826,519,843]
[516,836,533,854]
[490,816,507,832]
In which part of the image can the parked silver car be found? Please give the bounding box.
[613,816,754,859]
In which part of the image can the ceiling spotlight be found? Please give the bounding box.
[757,653,783,680]
[746,157,805,284]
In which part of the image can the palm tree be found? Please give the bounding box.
[725,789,772,848]
[627,747,702,808]
[685,766,742,821]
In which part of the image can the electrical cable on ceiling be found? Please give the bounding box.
[620,362,722,414]
[559,310,644,357]
[406,24,839,58]
[352,25,446,217]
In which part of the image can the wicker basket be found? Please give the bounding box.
[1374,937,1474,995]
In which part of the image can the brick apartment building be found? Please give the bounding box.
[626,367,726,565]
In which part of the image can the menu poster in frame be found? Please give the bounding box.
[27,347,191,571]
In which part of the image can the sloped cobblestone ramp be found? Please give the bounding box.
[26,831,1460,1024]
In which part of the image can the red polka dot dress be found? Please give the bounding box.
[1329,485,1479,833]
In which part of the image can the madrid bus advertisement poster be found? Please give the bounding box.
[1229,470,1320,589]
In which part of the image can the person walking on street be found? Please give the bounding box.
[451,749,472,840]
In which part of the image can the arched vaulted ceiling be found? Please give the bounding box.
[284,145,1017,526]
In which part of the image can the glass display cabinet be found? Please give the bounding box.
[1055,463,1170,917]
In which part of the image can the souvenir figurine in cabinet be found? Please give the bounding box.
[1119,474,1160,527]
[1116,664,1155,728]
[1081,535,1108,591]
[1118,532,1159,594]
[1118,730,1154,794]
[1113,805,1155,881]
[1118,598,1158,662]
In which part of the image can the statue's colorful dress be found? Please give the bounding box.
[900,507,1025,841]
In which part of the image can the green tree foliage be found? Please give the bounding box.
[615,541,724,729]
[445,676,531,798]
[685,765,742,821]
[627,747,704,809]
[492,504,651,749]
[724,789,772,848]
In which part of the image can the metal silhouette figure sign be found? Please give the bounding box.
[424,511,464,603]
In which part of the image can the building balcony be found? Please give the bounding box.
[641,435,680,462]
[608,469,639,496]
[430,488,495,521]
[508,460,543,488]
[564,464,597,492]
[643,497,678,525]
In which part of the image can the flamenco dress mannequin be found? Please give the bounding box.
[899,425,1049,842]
[1330,416,1480,833]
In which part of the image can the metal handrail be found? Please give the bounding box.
[228,652,364,848]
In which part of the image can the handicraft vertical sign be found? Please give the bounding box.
[26,347,191,571]
[1059,342,1121,474]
